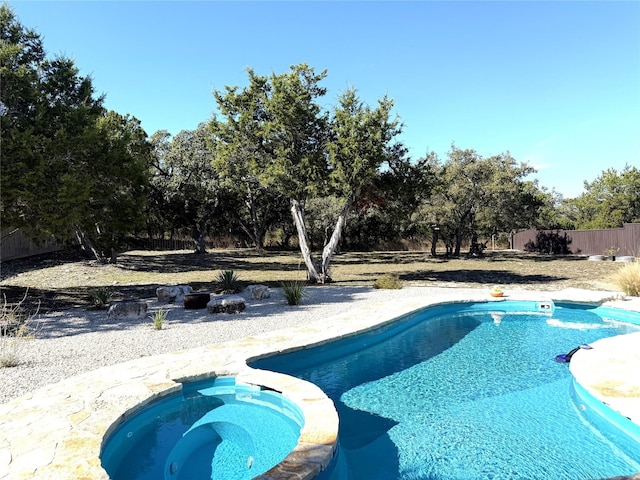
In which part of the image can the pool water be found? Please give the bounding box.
[252,302,640,480]
[100,377,303,480]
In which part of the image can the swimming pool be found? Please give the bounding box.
[251,301,640,480]
[100,377,304,480]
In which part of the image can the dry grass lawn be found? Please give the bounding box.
[0,249,628,311]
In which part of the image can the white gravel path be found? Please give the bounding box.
[0,286,435,404]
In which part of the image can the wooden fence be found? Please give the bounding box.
[6,224,638,261]
[0,229,63,262]
[0,229,241,262]
[512,223,640,257]
[144,237,209,251]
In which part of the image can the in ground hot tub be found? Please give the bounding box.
[100,377,304,480]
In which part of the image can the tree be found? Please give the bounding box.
[314,88,404,280]
[208,70,289,250]
[1,5,150,262]
[473,154,542,238]
[419,146,538,256]
[531,189,577,231]
[149,125,220,254]
[1,5,99,234]
[572,165,640,229]
[208,64,331,277]
[208,66,406,281]
[260,64,331,281]
[377,153,437,250]
[65,111,150,262]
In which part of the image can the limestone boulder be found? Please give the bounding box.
[156,285,193,303]
[207,295,246,314]
[107,300,148,320]
[246,284,271,300]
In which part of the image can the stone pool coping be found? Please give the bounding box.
[0,287,639,479]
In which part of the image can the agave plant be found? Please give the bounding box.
[213,270,242,294]
[89,287,114,309]
[280,280,308,306]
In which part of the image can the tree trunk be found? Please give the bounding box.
[109,233,118,264]
[282,231,292,248]
[238,221,258,249]
[290,198,321,282]
[73,226,105,263]
[454,232,463,257]
[320,192,357,283]
[244,190,265,250]
[193,220,207,255]
[430,227,439,257]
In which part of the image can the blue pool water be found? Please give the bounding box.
[100,377,303,480]
[252,301,640,480]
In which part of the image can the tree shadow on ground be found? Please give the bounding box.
[116,250,302,274]
[0,250,304,284]
[0,284,164,312]
[0,249,86,279]
[2,249,588,311]
[481,252,586,263]
[399,268,567,285]
[333,250,587,265]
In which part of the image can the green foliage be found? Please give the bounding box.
[305,196,344,248]
[89,287,113,310]
[149,125,220,254]
[419,145,542,256]
[373,273,403,290]
[611,261,640,297]
[329,88,403,194]
[573,165,640,229]
[266,64,330,201]
[214,270,242,294]
[376,154,436,236]
[1,6,151,263]
[280,280,308,305]
[208,75,290,250]
[534,190,578,230]
[0,292,37,368]
[4,5,582,259]
[151,308,168,330]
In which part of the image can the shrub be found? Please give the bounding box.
[524,231,571,254]
[89,286,113,309]
[281,280,308,306]
[0,292,38,368]
[214,270,242,294]
[151,308,168,330]
[611,261,640,297]
[373,273,402,290]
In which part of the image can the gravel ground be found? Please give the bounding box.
[0,285,429,404]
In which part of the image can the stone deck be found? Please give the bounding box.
[0,287,639,479]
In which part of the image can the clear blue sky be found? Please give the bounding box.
[9,1,640,198]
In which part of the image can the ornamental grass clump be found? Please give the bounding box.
[281,280,308,306]
[214,270,242,294]
[0,292,38,368]
[373,273,402,290]
[151,308,168,330]
[611,261,640,297]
